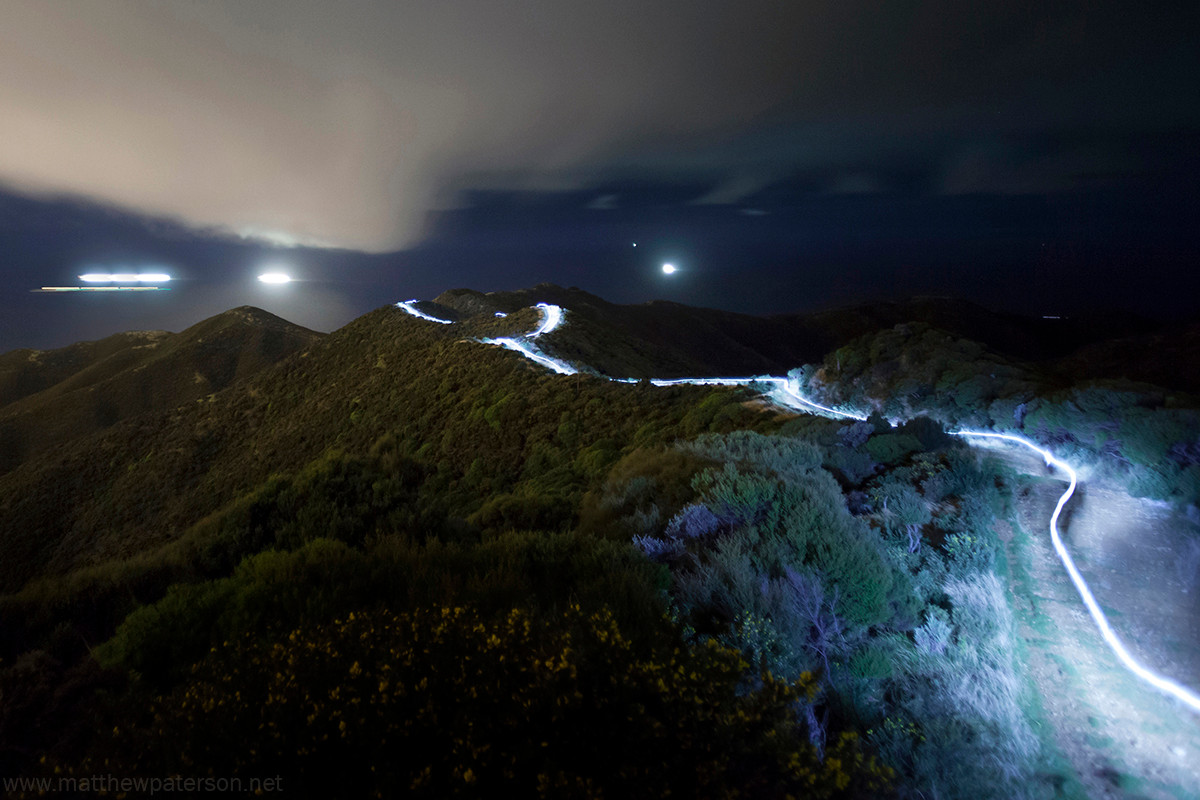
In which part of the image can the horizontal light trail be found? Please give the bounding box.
[34,286,170,292]
[79,272,171,283]
[954,430,1200,714]
[770,377,867,420]
[650,376,751,387]
[396,300,453,324]
[650,376,865,420]
[394,294,1200,714]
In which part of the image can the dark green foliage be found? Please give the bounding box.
[639,432,896,668]
[800,322,1200,505]
[577,446,715,540]
[0,304,781,591]
[0,308,319,478]
[74,607,889,800]
[7,292,1176,798]
[865,433,923,465]
[97,531,671,688]
[625,424,1043,799]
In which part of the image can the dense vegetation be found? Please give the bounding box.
[2,292,1196,796]
[798,322,1200,505]
[0,307,318,476]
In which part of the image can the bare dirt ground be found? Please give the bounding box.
[991,444,1200,799]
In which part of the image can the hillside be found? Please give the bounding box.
[0,307,320,474]
[2,290,1191,585]
[0,329,171,407]
[433,284,834,378]
[434,285,1172,381]
[1052,320,1200,394]
[0,301,766,591]
[1,287,1198,797]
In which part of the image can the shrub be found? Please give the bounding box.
[78,606,891,799]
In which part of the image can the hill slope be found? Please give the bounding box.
[0,287,1192,590]
[0,307,320,474]
[434,285,1169,380]
[0,301,769,591]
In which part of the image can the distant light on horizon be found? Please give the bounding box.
[258,272,292,284]
[79,272,171,283]
[35,286,169,292]
[662,263,676,274]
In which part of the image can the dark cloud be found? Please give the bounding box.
[1,1,1195,251]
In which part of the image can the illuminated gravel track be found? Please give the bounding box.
[953,431,1200,714]
[398,299,1200,715]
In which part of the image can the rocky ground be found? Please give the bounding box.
[994,444,1200,799]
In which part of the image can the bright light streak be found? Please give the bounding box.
[257,273,292,284]
[396,300,453,324]
[391,292,1200,716]
[531,303,564,337]
[954,430,1200,714]
[481,337,577,375]
[649,376,865,420]
[650,377,752,387]
[662,263,676,275]
[79,273,171,283]
[771,377,867,420]
[494,312,508,318]
[36,286,170,292]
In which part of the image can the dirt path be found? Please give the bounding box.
[996,446,1200,799]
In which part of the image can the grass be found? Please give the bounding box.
[1001,496,1092,800]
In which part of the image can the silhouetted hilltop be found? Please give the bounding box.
[788,296,1157,362]
[435,285,1164,378]
[0,307,320,474]
[0,329,170,408]
[1054,320,1200,394]
[437,283,831,377]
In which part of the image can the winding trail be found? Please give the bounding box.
[396,298,1200,720]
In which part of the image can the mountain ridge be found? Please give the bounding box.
[0,306,320,475]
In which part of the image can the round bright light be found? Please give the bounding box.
[662,263,676,275]
[258,272,292,284]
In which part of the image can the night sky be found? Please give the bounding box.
[1,1,1197,352]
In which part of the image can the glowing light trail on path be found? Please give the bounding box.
[952,430,1200,714]
[530,303,563,337]
[485,337,578,375]
[397,296,1200,714]
[396,300,453,324]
